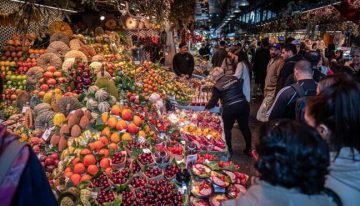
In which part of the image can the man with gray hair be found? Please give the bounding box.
[268,60,317,120]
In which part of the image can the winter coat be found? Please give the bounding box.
[205,75,246,109]
[234,62,251,102]
[222,180,337,206]
[326,148,360,206]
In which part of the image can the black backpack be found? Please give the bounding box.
[291,83,316,122]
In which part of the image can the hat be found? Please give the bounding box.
[270,43,281,50]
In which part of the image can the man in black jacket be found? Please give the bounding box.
[275,44,303,94]
[173,43,195,77]
[252,38,270,95]
[206,67,252,156]
[268,60,317,120]
[212,41,227,67]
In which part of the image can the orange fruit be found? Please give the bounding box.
[105,167,112,176]
[99,148,109,158]
[71,174,81,185]
[88,142,96,150]
[71,157,80,165]
[74,163,86,174]
[110,133,121,143]
[81,148,91,155]
[101,112,109,124]
[83,154,96,166]
[87,165,99,176]
[133,115,143,127]
[121,109,132,121]
[65,171,73,178]
[99,136,109,145]
[122,132,133,141]
[100,158,110,169]
[116,119,127,131]
[109,143,119,150]
[138,130,146,138]
[111,105,122,115]
[81,174,92,182]
[65,167,72,173]
[101,127,111,137]
[95,140,105,150]
[107,117,118,128]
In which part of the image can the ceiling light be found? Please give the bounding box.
[239,0,249,6]
[227,17,231,21]
[230,13,235,18]
[100,15,106,21]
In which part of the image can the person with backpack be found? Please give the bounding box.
[268,60,317,121]
[0,125,57,206]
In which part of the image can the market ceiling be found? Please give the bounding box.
[198,0,344,33]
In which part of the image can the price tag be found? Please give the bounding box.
[41,127,54,141]
[180,141,186,145]
[22,106,29,113]
[143,148,151,154]
[213,184,226,193]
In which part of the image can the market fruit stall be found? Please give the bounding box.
[0,29,249,206]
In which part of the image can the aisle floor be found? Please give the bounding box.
[229,97,262,177]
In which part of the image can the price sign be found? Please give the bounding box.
[41,127,54,141]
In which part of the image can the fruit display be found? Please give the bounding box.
[38,66,65,92]
[65,61,95,94]
[168,110,227,153]
[0,26,250,206]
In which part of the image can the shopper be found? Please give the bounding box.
[223,120,337,206]
[305,51,326,82]
[221,49,238,75]
[257,43,285,122]
[268,60,317,120]
[252,38,270,96]
[212,40,227,67]
[234,51,251,103]
[205,67,252,156]
[275,44,302,94]
[0,125,57,206]
[172,43,195,78]
[305,78,360,206]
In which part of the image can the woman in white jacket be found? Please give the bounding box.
[234,51,251,102]
[305,77,360,206]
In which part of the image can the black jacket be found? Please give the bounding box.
[212,48,227,67]
[269,79,317,120]
[276,54,303,94]
[252,47,270,84]
[172,53,195,76]
[206,75,246,109]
